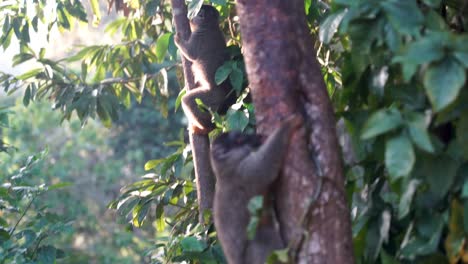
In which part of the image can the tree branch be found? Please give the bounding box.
[170,0,216,223]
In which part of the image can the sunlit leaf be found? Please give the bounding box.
[89,0,101,26]
[16,68,42,80]
[145,159,164,170]
[156,33,171,63]
[57,5,71,29]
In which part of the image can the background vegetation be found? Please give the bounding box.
[1,0,468,263]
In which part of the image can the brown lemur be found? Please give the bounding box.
[175,5,236,135]
[210,116,301,264]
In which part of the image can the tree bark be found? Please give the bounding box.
[170,0,215,223]
[235,0,354,263]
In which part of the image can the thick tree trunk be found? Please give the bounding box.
[235,0,354,263]
[170,0,215,222]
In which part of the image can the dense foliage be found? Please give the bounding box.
[0,100,164,263]
[319,0,468,263]
[1,0,468,263]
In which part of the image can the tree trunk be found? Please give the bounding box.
[170,0,215,223]
[235,0,355,263]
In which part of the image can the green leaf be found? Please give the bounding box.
[453,52,468,68]
[20,22,30,43]
[65,0,88,22]
[319,9,347,44]
[380,0,424,35]
[134,201,151,227]
[181,237,206,252]
[361,108,403,139]
[66,46,99,62]
[155,205,165,232]
[385,134,415,180]
[81,61,88,81]
[0,29,13,49]
[423,57,466,112]
[398,179,420,219]
[39,48,46,59]
[89,0,101,26]
[425,10,447,31]
[12,53,35,66]
[406,112,434,153]
[0,228,10,242]
[246,215,259,240]
[31,16,39,32]
[175,88,186,112]
[247,195,263,214]
[16,68,42,80]
[105,18,127,35]
[57,5,71,29]
[96,98,112,128]
[23,86,31,107]
[267,248,290,264]
[145,159,164,170]
[226,110,249,131]
[393,34,446,66]
[417,155,458,198]
[37,246,57,264]
[12,17,21,39]
[156,33,171,63]
[229,67,243,92]
[215,61,233,85]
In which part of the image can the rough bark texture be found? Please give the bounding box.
[235,0,354,263]
[170,0,215,222]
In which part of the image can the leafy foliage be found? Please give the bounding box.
[318,0,468,262]
[0,111,71,263]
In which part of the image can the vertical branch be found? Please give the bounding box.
[235,0,354,262]
[170,0,216,222]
